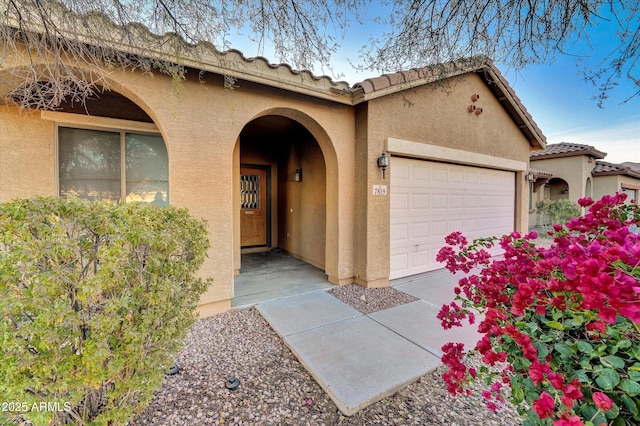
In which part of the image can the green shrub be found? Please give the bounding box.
[535,199,581,226]
[0,197,211,425]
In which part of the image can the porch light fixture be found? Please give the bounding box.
[293,168,303,182]
[377,152,389,179]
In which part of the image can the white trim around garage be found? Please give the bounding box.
[386,137,527,172]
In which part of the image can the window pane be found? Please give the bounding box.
[125,133,169,205]
[59,127,121,202]
[240,174,260,209]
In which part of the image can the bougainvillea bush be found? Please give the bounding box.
[0,197,211,425]
[436,193,640,426]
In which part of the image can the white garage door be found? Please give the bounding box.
[390,157,515,279]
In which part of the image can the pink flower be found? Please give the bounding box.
[533,392,556,419]
[578,197,594,207]
[437,196,639,423]
[586,321,607,334]
[529,361,549,386]
[548,372,564,390]
[564,379,584,401]
[486,401,499,412]
[592,392,613,411]
[554,414,585,426]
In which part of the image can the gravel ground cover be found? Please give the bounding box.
[327,284,419,314]
[131,283,523,426]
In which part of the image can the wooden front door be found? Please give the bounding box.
[240,167,268,247]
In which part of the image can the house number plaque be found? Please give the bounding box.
[373,185,388,196]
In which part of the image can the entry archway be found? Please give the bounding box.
[548,177,570,200]
[232,112,333,305]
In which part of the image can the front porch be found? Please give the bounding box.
[231,250,334,308]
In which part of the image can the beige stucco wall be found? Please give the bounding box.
[356,73,532,287]
[1,50,540,312]
[276,138,327,268]
[529,156,598,227]
[593,175,640,202]
[530,156,596,203]
[0,107,56,199]
[0,61,357,316]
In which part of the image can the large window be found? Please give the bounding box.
[58,127,168,205]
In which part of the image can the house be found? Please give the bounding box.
[0,21,546,316]
[529,142,640,225]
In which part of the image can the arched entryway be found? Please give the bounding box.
[232,114,332,306]
[547,177,570,200]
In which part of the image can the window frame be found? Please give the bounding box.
[43,111,168,203]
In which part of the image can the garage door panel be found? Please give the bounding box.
[465,194,478,207]
[410,249,431,271]
[390,252,409,273]
[411,193,430,209]
[450,169,465,183]
[431,193,449,209]
[430,220,448,236]
[411,221,429,239]
[390,192,410,211]
[390,157,515,279]
[390,223,409,242]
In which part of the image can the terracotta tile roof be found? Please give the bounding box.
[6,6,545,148]
[530,142,607,160]
[593,161,640,178]
[353,56,546,149]
[621,162,640,172]
[530,168,553,178]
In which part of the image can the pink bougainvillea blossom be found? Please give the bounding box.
[437,194,640,424]
[533,392,556,419]
[592,392,613,412]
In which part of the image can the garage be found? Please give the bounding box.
[390,157,515,279]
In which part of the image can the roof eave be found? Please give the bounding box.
[5,11,356,105]
[480,66,546,150]
[352,60,546,150]
[593,169,640,179]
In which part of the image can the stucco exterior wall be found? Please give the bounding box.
[0,63,357,316]
[0,107,55,200]
[593,175,640,202]
[1,48,541,313]
[277,139,327,268]
[355,74,532,286]
[530,156,596,203]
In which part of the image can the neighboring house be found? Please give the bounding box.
[529,143,640,225]
[592,161,640,203]
[0,23,546,316]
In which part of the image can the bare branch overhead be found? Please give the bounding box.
[1,0,638,109]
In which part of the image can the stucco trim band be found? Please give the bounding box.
[386,137,527,172]
[41,111,160,133]
[622,182,640,191]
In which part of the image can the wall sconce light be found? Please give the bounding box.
[377,152,389,179]
[293,168,303,182]
[562,187,569,194]
[525,171,534,182]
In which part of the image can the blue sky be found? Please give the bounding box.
[227,5,640,164]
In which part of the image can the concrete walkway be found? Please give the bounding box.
[232,251,333,308]
[256,269,481,416]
